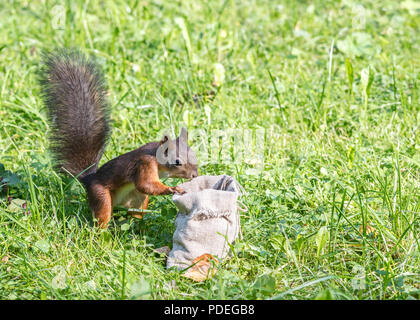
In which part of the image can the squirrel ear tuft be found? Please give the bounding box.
[180,127,188,142]
[160,133,176,151]
[160,133,171,145]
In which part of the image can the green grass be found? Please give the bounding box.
[0,0,419,300]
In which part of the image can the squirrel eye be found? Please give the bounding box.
[175,159,181,166]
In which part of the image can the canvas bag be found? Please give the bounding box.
[167,175,243,272]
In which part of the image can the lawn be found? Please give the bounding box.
[0,0,419,300]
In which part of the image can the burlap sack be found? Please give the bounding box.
[167,175,243,274]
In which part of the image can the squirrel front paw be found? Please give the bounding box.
[170,186,186,195]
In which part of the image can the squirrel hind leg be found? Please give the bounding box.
[87,183,112,228]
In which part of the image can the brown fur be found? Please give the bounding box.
[83,142,194,227]
[39,49,198,228]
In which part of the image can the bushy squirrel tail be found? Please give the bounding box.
[38,48,111,181]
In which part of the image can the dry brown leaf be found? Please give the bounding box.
[153,246,171,256]
[182,253,219,282]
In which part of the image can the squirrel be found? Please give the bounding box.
[38,48,198,228]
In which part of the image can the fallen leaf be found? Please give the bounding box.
[153,246,171,256]
[182,253,219,282]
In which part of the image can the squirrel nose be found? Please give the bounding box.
[191,171,198,179]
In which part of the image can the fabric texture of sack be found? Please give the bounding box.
[167,175,243,270]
